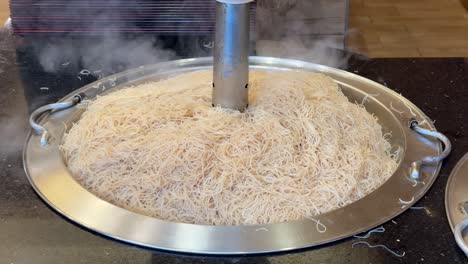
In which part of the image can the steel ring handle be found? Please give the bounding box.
[454,218,468,256]
[29,93,84,146]
[408,119,452,179]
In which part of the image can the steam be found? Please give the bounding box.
[0,114,28,156]
[0,27,28,158]
[21,0,183,74]
[255,0,350,68]
[256,37,349,68]
[31,0,349,74]
[35,34,176,75]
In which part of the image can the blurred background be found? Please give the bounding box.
[1,0,467,58]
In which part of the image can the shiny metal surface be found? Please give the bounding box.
[445,153,468,256]
[408,120,452,179]
[213,1,250,111]
[24,57,447,254]
[28,94,82,146]
[455,220,468,256]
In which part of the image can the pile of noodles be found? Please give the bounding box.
[62,70,398,225]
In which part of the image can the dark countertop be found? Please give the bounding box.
[0,30,467,264]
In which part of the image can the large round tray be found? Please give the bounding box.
[24,57,445,254]
[445,153,468,256]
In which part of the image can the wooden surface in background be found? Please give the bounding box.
[0,0,8,24]
[347,0,468,57]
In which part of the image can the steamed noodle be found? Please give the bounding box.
[61,70,398,225]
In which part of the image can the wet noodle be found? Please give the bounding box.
[62,70,398,225]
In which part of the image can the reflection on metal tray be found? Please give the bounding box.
[23,57,450,254]
[446,153,468,256]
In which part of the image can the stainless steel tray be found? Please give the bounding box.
[23,57,450,254]
[446,153,468,256]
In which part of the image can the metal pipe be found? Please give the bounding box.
[213,0,252,111]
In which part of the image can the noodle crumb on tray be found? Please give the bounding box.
[62,70,398,225]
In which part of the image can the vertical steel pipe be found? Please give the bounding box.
[213,0,251,111]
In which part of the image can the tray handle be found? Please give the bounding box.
[29,93,84,146]
[408,119,452,179]
[454,218,468,256]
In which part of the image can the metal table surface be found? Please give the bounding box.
[0,31,467,263]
